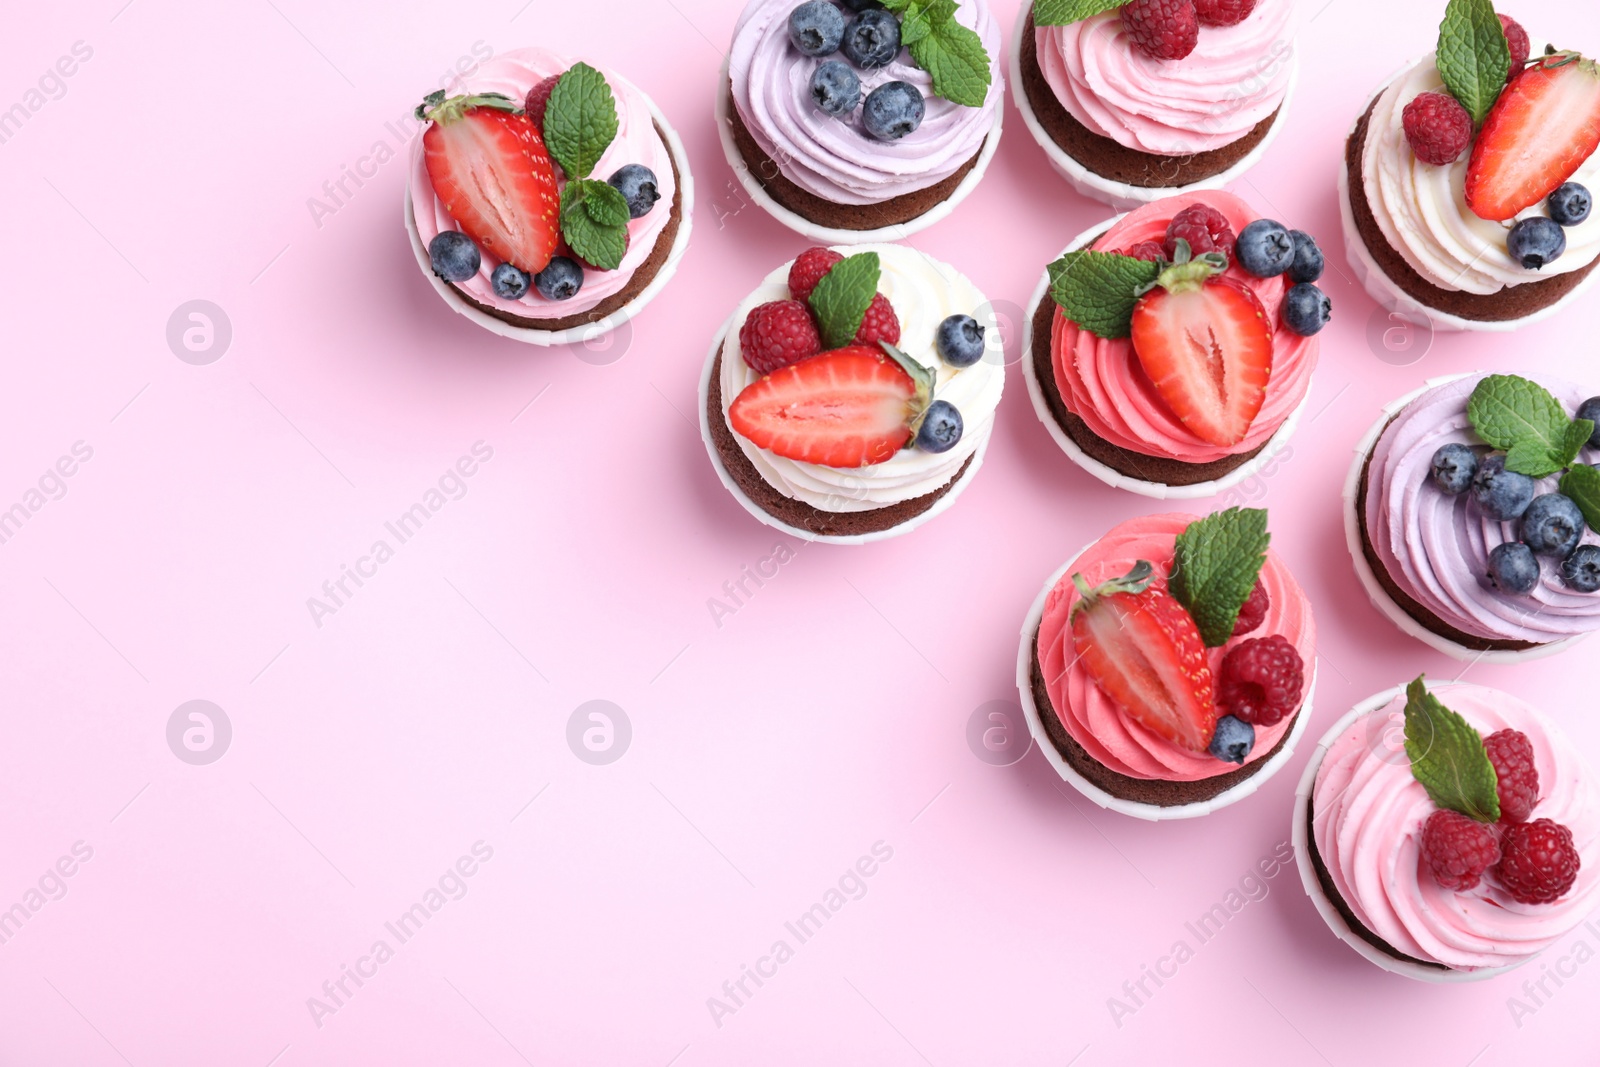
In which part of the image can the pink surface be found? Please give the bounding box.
[2,1,1598,1065]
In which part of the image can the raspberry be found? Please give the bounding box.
[1484,729,1540,823]
[524,74,562,132]
[1420,810,1502,892]
[1499,14,1530,70]
[1495,819,1581,904]
[1164,203,1237,262]
[853,293,901,347]
[1231,579,1270,637]
[787,247,844,301]
[1217,634,1303,726]
[1121,240,1167,263]
[1120,0,1199,62]
[1402,91,1473,166]
[739,300,822,375]
[1195,0,1255,27]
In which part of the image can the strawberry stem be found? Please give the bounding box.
[1137,239,1229,297]
[1070,560,1156,611]
[416,91,523,124]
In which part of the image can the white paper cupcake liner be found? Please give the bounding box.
[1021,215,1311,501]
[1292,683,1523,983]
[1015,542,1316,822]
[404,83,694,348]
[713,57,1004,246]
[1008,5,1298,212]
[1342,373,1587,664]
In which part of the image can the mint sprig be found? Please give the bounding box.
[1047,250,1162,340]
[1437,0,1512,124]
[559,179,629,271]
[809,252,881,349]
[544,62,618,180]
[1559,464,1600,534]
[1032,0,1124,26]
[1468,375,1592,478]
[876,0,992,107]
[1168,508,1270,648]
[1402,676,1500,823]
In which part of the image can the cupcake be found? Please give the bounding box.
[1296,677,1598,980]
[1342,3,1600,331]
[718,0,1004,241]
[1023,190,1326,499]
[406,49,693,345]
[701,244,1004,543]
[1014,0,1297,209]
[1348,372,1600,661]
[1017,508,1316,820]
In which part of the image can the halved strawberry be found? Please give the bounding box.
[1466,53,1600,222]
[728,345,930,468]
[420,91,560,275]
[1129,253,1272,448]
[1069,562,1217,753]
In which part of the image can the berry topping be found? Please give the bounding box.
[1120,0,1199,62]
[915,400,964,453]
[1488,541,1540,594]
[1507,216,1567,270]
[1286,230,1324,284]
[1069,562,1218,753]
[524,74,562,133]
[1466,53,1600,222]
[935,314,987,368]
[841,9,902,68]
[727,345,923,468]
[1420,809,1501,892]
[533,256,584,301]
[1194,0,1255,27]
[1121,240,1168,263]
[788,0,846,56]
[1402,90,1474,166]
[1231,579,1270,637]
[862,81,925,141]
[1164,203,1236,261]
[1562,544,1600,592]
[811,60,862,117]
[1217,634,1304,727]
[853,293,902,348]
[1549,182,1593,226]
[1235,219,1296,278]
[490,262,531,300]
[1430,443,1479,494]
[1579,398,1600,447]
[1282,283,1331,336]
[1470,454,1535,520]
[1208,715,1256,765]
[788,247,846,302]
[607,164,660,220]
[1495,818,1581,904]
[1521,493,1584,556]
[428,230,481,282]
[1483,728,1540,824]
[739,300,823,376]
[1498,13,1531,71]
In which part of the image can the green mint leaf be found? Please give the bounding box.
[907,15,992,107]
[1503,439,1565,479]
[809,252,881,350]
[1437,0,1512,124]
[1468,374,1572,463]
[1563,419,1595,466]
[1167,508,1271,648]
[1403,676,1500,823]
[880,0,915,11]
[543,62,618,180]
[1032,0,1123,26]
[899,0,942,46]
[1046,250,1162,340]
[560,179,627,271]
[1559,463,1600,534]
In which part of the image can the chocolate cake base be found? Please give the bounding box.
[444,119,686,332]
[1029,627,1298,807]
[706,346,975,537]
[1029,290,1269,487]
[723,80,984,231]
[1354,417,1540,653]
[1018,13,1280,189]
[1345,98,1600,323]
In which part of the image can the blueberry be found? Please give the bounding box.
[491,263,530,299]
[1561,544,1600,593]
[1282,282,1331,336]
[1287,230,1324,283]
[788,0,846,56]
[862,80,923,141]
[1487,541,1540,595]
[1430,443,1478,494]
[1208,715,1256,765]
[841,9,901,69]
[534,256,584,301]
[1470,454,1535,520]
[1235,219,1296,278]
[1508,216,1566,270]
[428,230,480,282]
[915,400,963,453]
[809,60,861,117]
[607,164,660,219]
[1522,493,1585,556]
[1548,182,1592,227]
[1577,397,1600,449]
[935,314,986,368]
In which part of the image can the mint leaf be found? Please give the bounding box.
[560,179,628,271]
[1046,250,1162,340]
[1560,463,1600,534]
[1032,0,1123,26]
[907,13,991,107]
[1468,374,1574,471]
[899,0,947,46]
[1167,508,1271,647]
[809,252,880,350]
[1403,676,1500,823]
[880,0,915,10]
[1437,0,1512,124]
[1564,419,1595,465]
[544,62,618,180]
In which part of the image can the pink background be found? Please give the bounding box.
[2,0,1597,1063]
